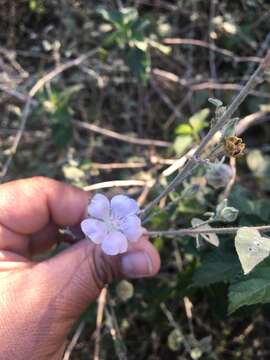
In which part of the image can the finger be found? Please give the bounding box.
[0,177,89,254]
[30,222,74,255]
[0,226,29,256]
[33,235,160,320]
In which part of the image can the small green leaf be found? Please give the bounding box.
[97,7,124,28]
[192,249,241,287]
[228,258,270,314]
[132,40,148,52]
[175,123,193,135]
[124,47,150,83]
[173,135,193,155]
[121,7,138,25]
[189,108,209,133]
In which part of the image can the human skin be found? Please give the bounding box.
[0,177,160,360]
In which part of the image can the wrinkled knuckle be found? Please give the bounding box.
[91,246,118,290]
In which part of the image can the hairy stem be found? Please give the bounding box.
[141,50,270,218]
[147,225,270,237]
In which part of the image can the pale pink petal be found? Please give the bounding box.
[88,193,110,220]
[118,236,129,253]
[81,219,107,244]
[111,194,139,219]
[101,230,128,255]
[119,215,143,242]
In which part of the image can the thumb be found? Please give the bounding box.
[33,235,160,319]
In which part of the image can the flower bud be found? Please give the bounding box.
[116,280,134,302]
[206,163,233,189]
[208,98,223,107]
[219,206,239,222]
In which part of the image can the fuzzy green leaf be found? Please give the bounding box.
[192,249,241,287]
[189,108,209,133]
[175,123,193,135]
[228,258,270,314]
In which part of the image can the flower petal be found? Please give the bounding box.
[120,215,143,242]
[81,219,107,244]
[101,230,128,255]
[88,193,110,220]
[111,194,139,219]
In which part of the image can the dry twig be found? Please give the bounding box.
[84,180,150,191]
[72,119,171,148]
[63,321,85,360]
[163,38,262,63]
[93,287,108,360]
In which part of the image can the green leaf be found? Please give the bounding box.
[173,135,193,155]
[189,108,209,133]
[229,185,270,222]
[51,108,73,148]
[228,258,270,314]
[192,249,241,287]
[58,84,83,108]
[121,7,138,25]
[132,40,148,52]
[97,7,123,29]
[174,123,193,135]
[124,47,150,83]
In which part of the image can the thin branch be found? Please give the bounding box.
[236,110,270,135]
[152,68,269,98]
[0,49,99,181]
[72,119,171,148]
[63,321,85,360]
[147,225,270,237]
[0,84,36,103]
[93,287,108,360]
[106,300,128,360]
[141,50,270,218]
[163,38,262,63]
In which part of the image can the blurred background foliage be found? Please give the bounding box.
[1,0,270,359]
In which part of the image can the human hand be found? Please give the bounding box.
[0,177,160,360]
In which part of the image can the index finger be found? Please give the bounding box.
[0,177,89,255]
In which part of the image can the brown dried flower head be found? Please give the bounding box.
[223,136,245,157]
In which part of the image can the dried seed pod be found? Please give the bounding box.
[116,280,134,302]
[223,136,245,157]
[206,163,234,189]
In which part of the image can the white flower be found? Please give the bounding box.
[81,193,143,255]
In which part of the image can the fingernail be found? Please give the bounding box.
[120,251,153,278]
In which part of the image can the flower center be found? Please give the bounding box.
[105,213,122,232]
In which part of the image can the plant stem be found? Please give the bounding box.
[147,225,270,237]
[141,50,270,218]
